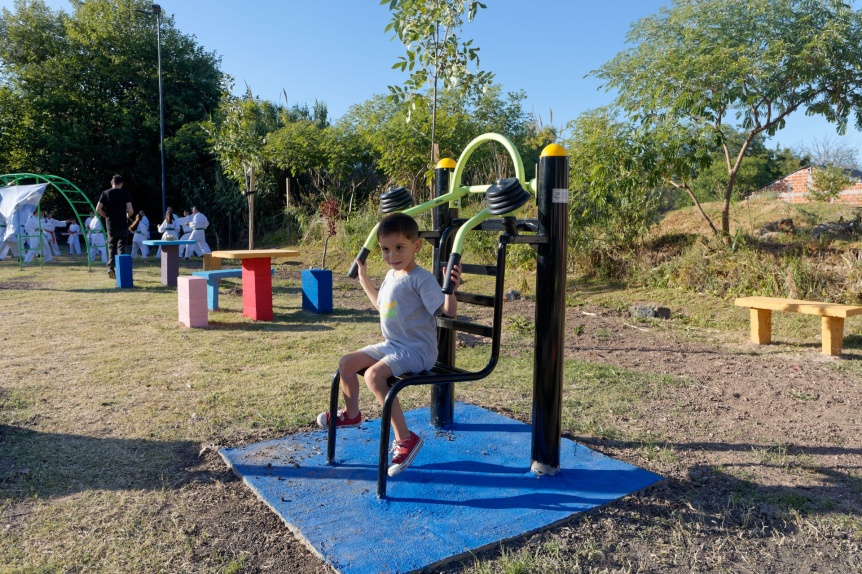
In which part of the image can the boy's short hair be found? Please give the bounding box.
[378,212,419,241]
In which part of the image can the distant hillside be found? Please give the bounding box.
[654,196,862,239]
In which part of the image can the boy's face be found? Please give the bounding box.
[378,232,421,273]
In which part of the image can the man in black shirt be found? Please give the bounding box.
[95,174,133,279]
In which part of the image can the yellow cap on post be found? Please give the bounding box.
[435,158,457,169]
[540,143,567,157]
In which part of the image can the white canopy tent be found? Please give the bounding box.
[0,174,99,270]
[0,183,49,266]
[0,183,49,242]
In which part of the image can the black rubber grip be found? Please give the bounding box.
[348,247,371,278]
[441,252,462,294]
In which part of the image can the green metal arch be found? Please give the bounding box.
[0,173,99,270]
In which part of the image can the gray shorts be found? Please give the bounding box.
[360,342,434,377]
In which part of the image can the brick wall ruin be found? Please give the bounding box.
[759,167,862,205]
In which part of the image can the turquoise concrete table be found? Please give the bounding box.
[143,239,197,286]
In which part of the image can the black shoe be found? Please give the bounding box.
[108,270,116,279]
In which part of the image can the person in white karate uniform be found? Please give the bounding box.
[184,206,211,259]
[0,215,18,260]
[176,209,201,259]
[0,229,20,260]
[87,214,108,263]
[156,208,180,257]
[42,212,66,256]
[129,210,150,258]
[66,220,82,255]
[0,216,6,259]
[23,212,52,263]
[84,213,94,253]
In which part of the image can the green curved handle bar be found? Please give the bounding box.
[357,132,530,253]
[448,133,529,254]
[358,187,468,251]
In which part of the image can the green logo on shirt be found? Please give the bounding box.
[381,300,397,318]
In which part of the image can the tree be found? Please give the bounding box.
[383,0,494,165]
[594,0,862,237]
[797,135,858,202]
[165,121,244,249]
[340,89,546,201]
[770,146,809,182]
[688,130,791,203]
[266,118,330,196]
[340,94,439,196]
[798,135,860,170]
[562,107,663,255]
[205,92,282,248]
[810,165,854,202]
[0,0,222,216]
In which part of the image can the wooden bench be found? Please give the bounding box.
[735,296,862,356]
[192,268,273,310]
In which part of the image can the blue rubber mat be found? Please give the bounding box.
[220,403,663,574]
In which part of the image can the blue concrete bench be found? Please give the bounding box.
[192,268,274,310]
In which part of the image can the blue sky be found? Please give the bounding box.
[3,0,862,154]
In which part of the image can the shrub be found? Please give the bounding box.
[640,237,852,302]
[809,166,853,202]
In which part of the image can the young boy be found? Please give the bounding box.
[317,212,461,476]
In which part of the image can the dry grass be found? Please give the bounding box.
[654,196,862,238]
[0,256,356,571]
[2,250,862,573]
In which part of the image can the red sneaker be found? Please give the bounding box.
[316,408,362,428]
[388,432,424,476]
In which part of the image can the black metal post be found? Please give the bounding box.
[431,158,457,427]
[531,144,569,475]
[155,6,166,217]
[326,370,341,464]
[137,4,167,216]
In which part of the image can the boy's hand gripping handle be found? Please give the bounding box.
[347,247,371,279]
[441,252,462,294]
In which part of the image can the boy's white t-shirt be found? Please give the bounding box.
[376,266,445,370]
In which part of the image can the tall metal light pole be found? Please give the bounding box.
[137,4,166,216]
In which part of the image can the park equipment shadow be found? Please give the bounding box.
[227,458,631,510]
[573,435,862,520]
[791,341,862,359]
[568,342,862,361]
[0,425,200,500]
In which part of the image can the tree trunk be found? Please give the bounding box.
[247,193,254,250]
[721,137,752,238]
[248,167,255,250]
[671,179,720,236]
[286,177,291,244]
[430,22,439,168]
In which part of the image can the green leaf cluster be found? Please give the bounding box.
[810,165,854,202]
[562,108,664,259]
[594,0,862,236]
[0,0,222,215]
[383,0,494,161]
[341,87,553,203]
[383,0,491,102]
